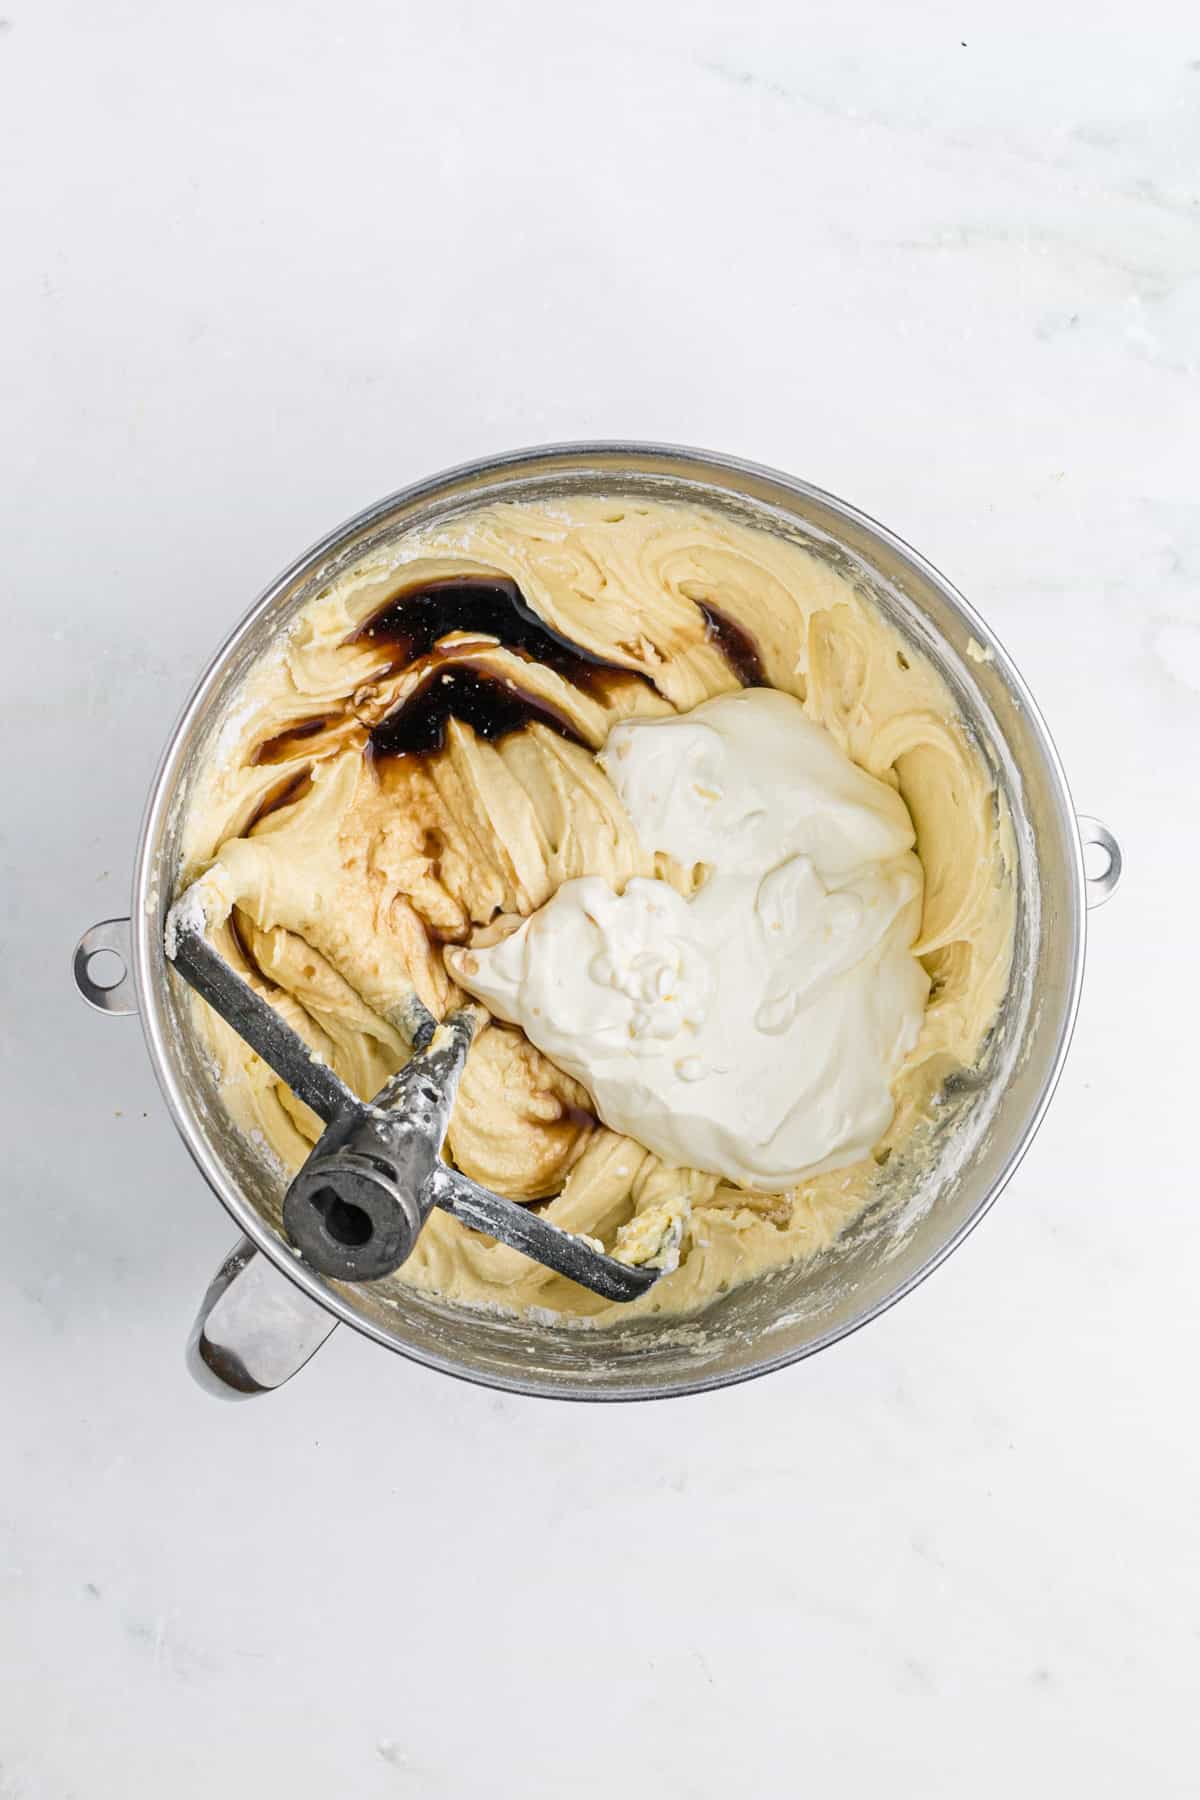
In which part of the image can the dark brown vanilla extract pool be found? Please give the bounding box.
[696,601,765,688]
[367,664,594,757]
[353,575,635,758]
[246,573,768,772]
[252,715,340,766]
[351,574,619,678]
[355,574,766,759]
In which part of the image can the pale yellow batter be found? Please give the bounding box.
[177,498,1014,1321]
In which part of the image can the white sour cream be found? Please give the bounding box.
[448,688,929,1191]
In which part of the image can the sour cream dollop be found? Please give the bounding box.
[447,688,929,1190]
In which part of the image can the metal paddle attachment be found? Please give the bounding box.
[165,902,659,1302]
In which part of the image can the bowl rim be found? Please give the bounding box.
[130,440,1088,1401]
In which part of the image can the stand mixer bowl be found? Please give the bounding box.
[72,443,1122,1399]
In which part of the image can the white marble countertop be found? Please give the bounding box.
[5,0,1197,1793]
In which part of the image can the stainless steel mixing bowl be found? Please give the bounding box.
[72,444,1122,1400]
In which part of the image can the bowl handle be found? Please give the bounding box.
[72,917,337,1395]
[72,917,137,1013]
[188,1238,338,1399]
[1077,816,1123,910]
